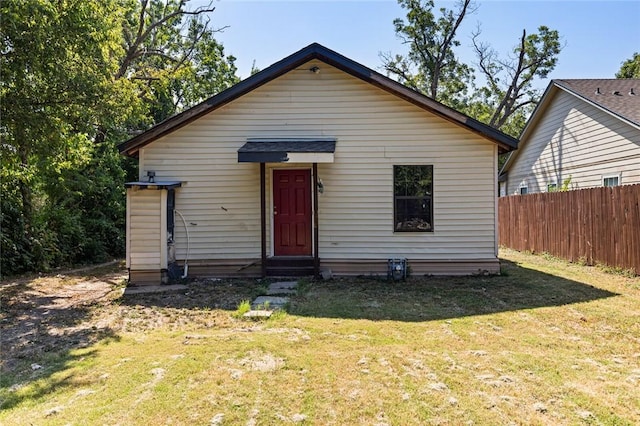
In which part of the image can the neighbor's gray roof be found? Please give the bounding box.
[554,79,640,126]
[500,78,640,176]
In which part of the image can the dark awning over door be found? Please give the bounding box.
[237,138,336,163]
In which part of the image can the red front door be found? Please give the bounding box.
[273,169,312,256]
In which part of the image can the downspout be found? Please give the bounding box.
[494,146,499,258]
[313,163,320,278]
[260,163,267,278]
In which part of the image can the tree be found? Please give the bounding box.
[1,0,238,275]
[380,1,562,138]
[471,26,562,131]
[102,0,239,140]
[381,0,476,108]
[616,52,640,78]
[1,0,132,272]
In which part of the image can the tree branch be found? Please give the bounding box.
[117,0,216,79]
[489,29,527,127]
[138,5,215,48]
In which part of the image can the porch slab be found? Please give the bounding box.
[243,310,273,319]
[124,284,187,295]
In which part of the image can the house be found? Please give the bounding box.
[500,79,640,196]
[118,43,518,284]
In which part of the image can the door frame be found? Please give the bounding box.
[270,166,315,257]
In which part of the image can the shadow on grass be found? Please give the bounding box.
[0,273,122,411]
[287,259,619,322]
[119,278,270,311]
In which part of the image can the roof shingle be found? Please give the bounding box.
[554,79,640,126]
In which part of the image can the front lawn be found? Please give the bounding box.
[1,249,639,425]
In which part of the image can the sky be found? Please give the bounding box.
[201,0,640,90]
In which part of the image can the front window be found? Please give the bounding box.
[394,165,433,232]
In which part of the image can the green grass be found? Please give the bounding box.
[1,249,639,425]
[233,300,251,318]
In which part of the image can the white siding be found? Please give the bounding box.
[507,89,640,194]
[127,189,166,270]
[140,61,499,265]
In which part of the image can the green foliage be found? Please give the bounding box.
[382,1,562,138]
[234,300,252,318]
[547,176,572,193]
[117,0,238,123]
[253,284,269,298]
[471,26,562,130]
[250,60,261,75]
[0,0,238,276]
[616,52,640,78]
[269,309,288,320]
[1,0,129,274]
[382,0,475,108]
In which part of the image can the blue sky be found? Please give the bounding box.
[203,0,639,89]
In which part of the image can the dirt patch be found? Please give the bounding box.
[0,263,260,373]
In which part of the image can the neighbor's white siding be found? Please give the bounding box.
[507,89,640,194]
[140,61,499,266]
[126,189,166,270]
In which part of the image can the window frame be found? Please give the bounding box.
[393,165,434,233]
[602,174,620,187]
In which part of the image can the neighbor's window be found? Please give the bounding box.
[547,182,557,192]
[603,175,620,187]
[394,165,433,232]
[519,186,528,195]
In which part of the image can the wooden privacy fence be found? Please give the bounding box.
[498,184,640,274]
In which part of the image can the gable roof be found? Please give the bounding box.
[118,43,518,157]
[501,78,640,174]
[554,79,640,127]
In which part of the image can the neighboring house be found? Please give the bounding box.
[118,43,517,284]
[500,79,640,196]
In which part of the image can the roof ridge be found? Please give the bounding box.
[118,43,518,157]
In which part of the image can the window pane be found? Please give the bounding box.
[394,165,432,196]
[394,165,433,232]
[603,176,619,187]
[395,197,432,231]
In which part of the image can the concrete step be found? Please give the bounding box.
[265,258,314,277]
[270,281,298,290]
[243,310,273,319]
[251,296,289,310]
[266,288,296,295]
[266,280,298,295]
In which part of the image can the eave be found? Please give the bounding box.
[118,43,518,158]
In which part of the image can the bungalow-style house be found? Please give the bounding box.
[500,79,640,195]
[118,43,518,284]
